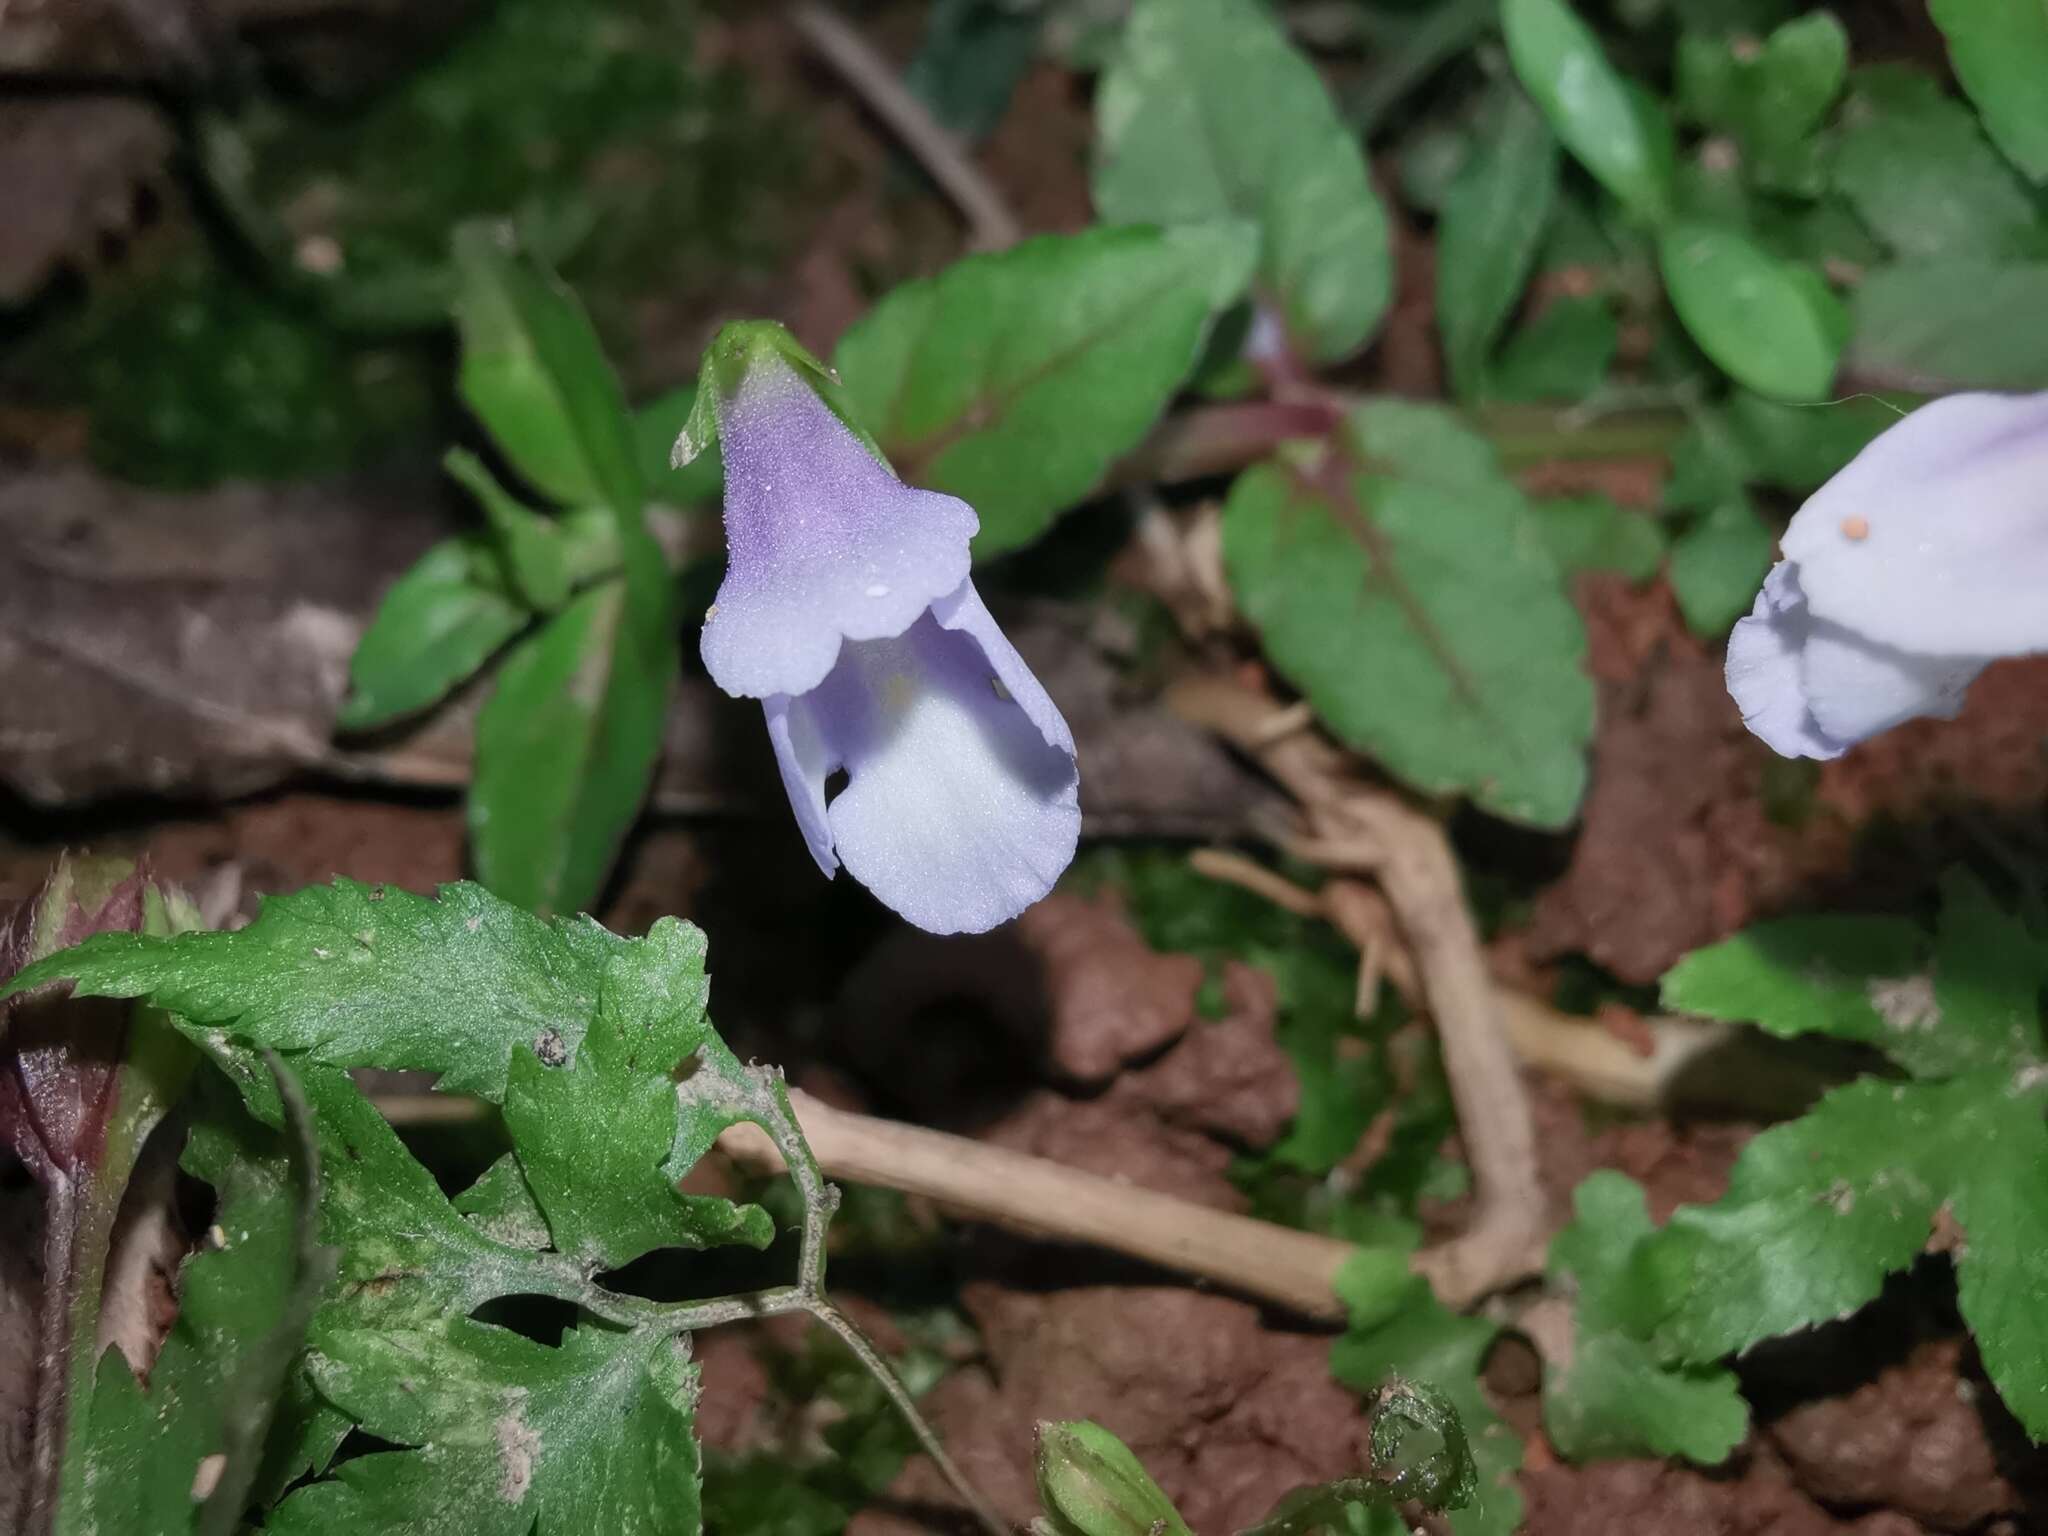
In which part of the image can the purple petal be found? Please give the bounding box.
[1726,565,1848,760]
[768,585,1079,934]
[1727,561,1991,760]
[764,694,837,878]
[1782,391,2048,657]
[700,355,978,700]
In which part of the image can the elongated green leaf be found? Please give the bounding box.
[1833,68,2047,262]
[471,578,677,917]
[451,223,644,517]
[1503,0,1675,223]
[1092,0,1390,362]
[1543,1173,1747,1465]
[1932,0,2048,182]
[1658,222,1844,399]
[1669,496,1774,636]
[1847,260,2048,390]
[1222,401,1592,827]
[835,224,1255,555]
[340,537,529,730]
[445,449,573,612]
[1487,295,1617,402]
[1437,88,1558,397]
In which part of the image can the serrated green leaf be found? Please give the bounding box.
[1846,260,2048,391]
[1833,68,2048,262]
[835,224,1254,556]
[1222,401,1592,828]
[1662,912,1942,1065]
[4,879,631,1100]
[1504,0,1675,224]
[471,578,677,917]
[451,222,644,518]
[1947,1076,2048,1438]
[339,537,529,730]
[1676,12,1847,153]
[1931,0,2048,183]
[271,1318,701,1536]
[504,919,772,1267]
[1931,867,2048,1075]
[1533,493,1666,581]
[1437,87,1558,397]
[445,448,573,612]
[1632,1074,1987,1362]
[1669,495,1774,636]
[1658,223,1845,399]
[1543,1172,1748,1464]
[1332,1272,1521,1536]
[1092,0,1391,362]
[455,1153,555,1251]
[1487,295,1619,402]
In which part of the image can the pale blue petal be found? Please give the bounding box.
[700,355,977,700]
[1783,391,2048,657]
[1726,565,1848,760]
[763,694,837,878]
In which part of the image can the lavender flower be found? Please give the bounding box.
[686,337,1079,934]
[1727,390,2048,759]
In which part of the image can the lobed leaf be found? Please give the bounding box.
[1542,1172,1748,1465]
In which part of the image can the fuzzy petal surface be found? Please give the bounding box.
[765,584,1079,934]
[701,355,977,700]
[1782,391,2048,657]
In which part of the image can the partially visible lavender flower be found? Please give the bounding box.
[683,330,1078,934]
[1727,391,2048,759]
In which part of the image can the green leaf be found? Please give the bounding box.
[1931,0,2048,183]
[1487,295,1619,402]
[1930,867,2048,1074]
[1658,222,1845,399]
[339,537,529,730]
[1533,493,1666,582]
[445,448,573,612]
[1437,87,1559,397]
[451,222,644,517]
[1221,401,1593,828]
[1833,68,2047,261]
[1947,1077,2048,1438]
[835,224,1255,555]
[4,878,631,1101]
[1092,0,1391,362]
[1847,260,2048,390]
[1035,1421,1194,1536]
[1676,11,1848,152]
[1668,496,1774,636]
[1720,390,1897,493]
[1332,1272,1521,1536]
[1662,912,1943,1067]
[1631,1074,1987,1361]
[1503,0,1676,223]
[270,1318,701,1536]
[906,0,1041,143]
[1542,1172,1748,1464]
[471,577,677,917]
[454,1153,555,1252]
[503,918,773,1267]
[73,1085,331,1536]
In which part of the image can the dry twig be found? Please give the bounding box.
[788,1,1023,251]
